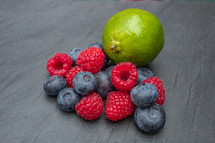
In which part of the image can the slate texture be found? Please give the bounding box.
[0,1,215,143]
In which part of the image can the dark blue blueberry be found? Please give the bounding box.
[105,65,115,79]
[95,71,114,98]
[130,83,158,108]
[73,72,98,96]
[137,67,155,84]
[134,104,166,133]
[88,42,103,50]
[88,42,109,68]
[57,88,81,112]
[68,48,83,66]
[43,75,67,96]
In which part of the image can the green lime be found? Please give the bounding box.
[102,8,164,66]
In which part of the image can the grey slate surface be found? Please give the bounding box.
[0,1,215,143]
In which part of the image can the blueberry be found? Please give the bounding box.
[137,67,155,84]
[57,88,81,112]
[105,65,115,79]
[88,42,109,68]
[43,75,67,96]
[73,72,98,96]
[68,48,83,66]
[130,83,158,108]
[134,104,166,133]
[95,71,113,98]
[88,42,103,50]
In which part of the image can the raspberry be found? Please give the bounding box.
[111,62,138,92]
[75,92,103,120]
[105,91,135,121]
[142,76,165,105]
[47,53,73,77]
[66,66,83,88]
[76,47,105,74]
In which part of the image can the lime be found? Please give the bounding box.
[102,8,164,66]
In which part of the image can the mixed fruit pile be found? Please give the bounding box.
[43,43,166,134]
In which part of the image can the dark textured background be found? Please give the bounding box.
[0,1,215,143]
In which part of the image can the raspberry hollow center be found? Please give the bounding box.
[119,70,130,81]
[53,60,63,70]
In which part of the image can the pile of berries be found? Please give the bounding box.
[43,43,166,134]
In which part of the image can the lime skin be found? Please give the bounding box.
[102,8,164,66]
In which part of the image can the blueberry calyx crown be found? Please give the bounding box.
[83,75,91,81]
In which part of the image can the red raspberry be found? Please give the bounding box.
[142,76,165,105]
[105,91,135,121]
[75,92,103,120]
[111,62,138,92]
[76,47,105,74]
[47,53,73,77]
[66,66,83,88]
